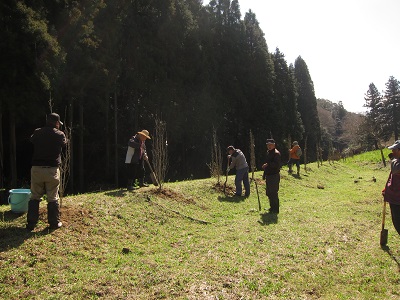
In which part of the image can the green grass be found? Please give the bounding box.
[1,150,400,299]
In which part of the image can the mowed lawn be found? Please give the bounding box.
[1,150,399,299]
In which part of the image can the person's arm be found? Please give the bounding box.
[128,136,141,149]
[268,151,281,169]
[391,159,400,175]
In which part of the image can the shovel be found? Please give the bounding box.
[380,200,388,246]
[144,159,159,186]
[223,157,230,195]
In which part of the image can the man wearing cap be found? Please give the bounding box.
[262,139,281,214]
[382,140,400,236]
[125,130,151,190]
[226,146,250,197]
[288,141,301,175]
[26,113,67,231]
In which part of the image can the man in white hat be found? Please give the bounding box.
[125,129,151,190]
[382,140,400,236]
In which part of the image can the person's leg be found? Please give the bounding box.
[234,168,244,196]
[132,163,140,188]
[266,173,280,213]
[27,167,45,231]
[295,159,300,175]
[243,167,250,196]
[138,161,148,187]
[389,203,400,235]
[288,158,293,173]
[45,167,62,229]
[126,163,135,190]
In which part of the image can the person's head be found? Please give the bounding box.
[388,140,400,158]
[137,129,151,141]
[266,139,276,151]
[47,113,63,129]
[292,141,298,146]
[226,145,235,155]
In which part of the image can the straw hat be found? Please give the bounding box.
[137,129,151,139]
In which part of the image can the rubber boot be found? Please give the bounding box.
[297,166,300,176]
[139,178,149,187]
[26,199,40,231]
[127,180,134,191]
[47,201,62,229]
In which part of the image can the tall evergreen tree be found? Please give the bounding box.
[272,49,303,144]
[363,83,390,146]
[383,76,400,140]
[294,56,320,160]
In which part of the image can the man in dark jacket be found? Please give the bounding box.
[383,140,400,236]
[125,129,151,190]
[27,113,67,231]
[262,139,281,214]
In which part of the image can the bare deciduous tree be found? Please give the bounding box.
[207,127,222,184]
[59,123,71,207]
[152,117,168,190]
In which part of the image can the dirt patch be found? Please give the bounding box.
[148,188,196,205]
[212,182,235,195]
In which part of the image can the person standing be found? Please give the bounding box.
[288,141,301,175]
[26,113,67,231]
[382,140,400,236]
[227,146,250,197]
[262,139,281,214]
[125,129,151,190]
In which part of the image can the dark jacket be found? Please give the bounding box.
[263,148,281,176]
[383,158,400,205]
[127,134,145,164]
[30,125,67,167]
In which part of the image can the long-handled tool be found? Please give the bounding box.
[223,157,230,195]
[144,159,159,186]
[380,200,388,246]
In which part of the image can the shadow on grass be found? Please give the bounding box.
[104,189,127,197]
[2,210,23,222]
[0,225,50,252]
[258,212,278,225]
[381,245,400,271]
[290,173,303,180]
[217,195,246,203]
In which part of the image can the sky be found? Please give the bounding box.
[207,0,400,113]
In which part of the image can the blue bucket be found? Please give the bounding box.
[8,189,31,213]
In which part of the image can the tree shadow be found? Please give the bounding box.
[0,226,49,252]
[217,195,246,203]
[258,212,278,225]
[381,245,400,272]
[2,210,24,222]
[104,189,127,197]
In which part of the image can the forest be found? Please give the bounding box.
[1,0,399,194]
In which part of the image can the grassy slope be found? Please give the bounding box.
[1,150,399,300]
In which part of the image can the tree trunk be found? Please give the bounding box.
[9,110,17,187]
[0,107,4,189]
[79,100,84,191]
[68,99,74,193]
[105,94,110,180]
[114,90,119,186]
[303,135,308,173]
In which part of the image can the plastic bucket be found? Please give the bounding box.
[8,189,31,213]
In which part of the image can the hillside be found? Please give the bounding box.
[317,98,365,150]
[1,150,399,299]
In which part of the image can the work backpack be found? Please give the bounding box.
[296,147,302,157]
